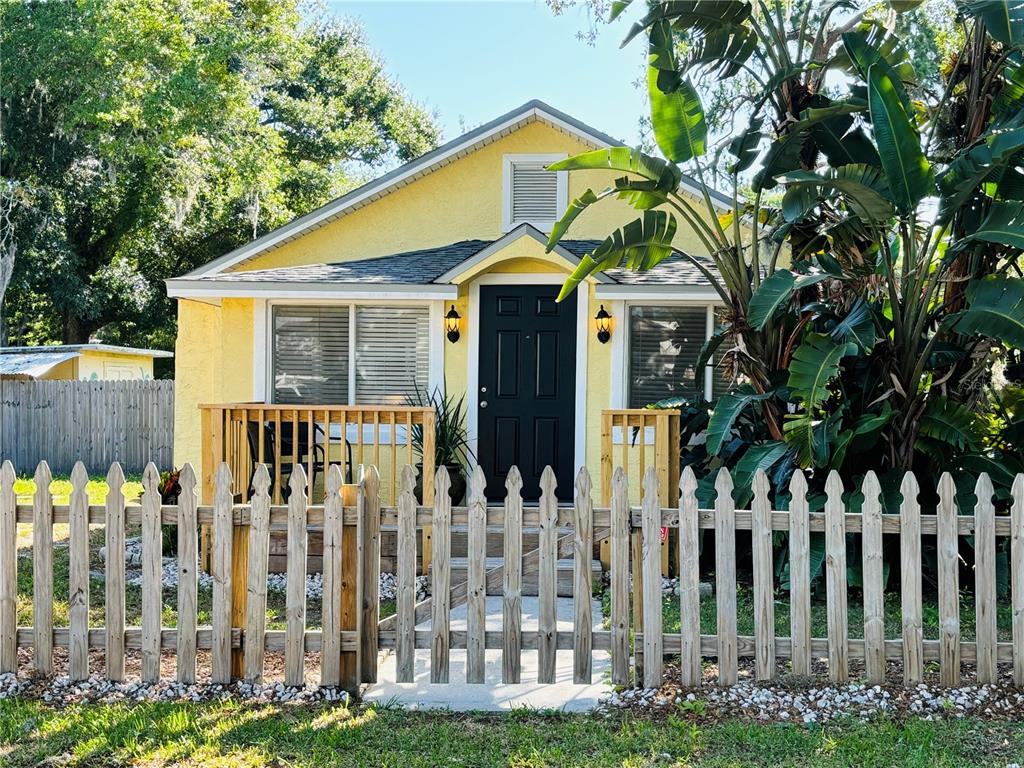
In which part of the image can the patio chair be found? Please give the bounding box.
[246,419,353,499]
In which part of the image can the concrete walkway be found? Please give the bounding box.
[363,596,610,712]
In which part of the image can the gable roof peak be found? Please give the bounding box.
[181,100,626,279]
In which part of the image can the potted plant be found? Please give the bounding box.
[407,385,473,504]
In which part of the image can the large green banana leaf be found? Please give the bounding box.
[779,165,894,223]
[917,396,984,452]
[747,269,830,330]
[959,201,1024,250]
[787,333,856,410]
[866,63,934,213]
[556,211,677,301]
[950,276,1024,349]
[546,147,681,193]
[647,64,706,163]
[963,0,1024,46]
[621,0,752,46]
[705,385,777,457]
[841,27,916,113]
[937,128,1024,222]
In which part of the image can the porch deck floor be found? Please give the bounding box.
[363,596,610,712]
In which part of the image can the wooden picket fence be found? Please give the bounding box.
[1,458,1023,691]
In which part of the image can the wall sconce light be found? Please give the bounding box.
[445,304,461,343]
[595,304,612,344]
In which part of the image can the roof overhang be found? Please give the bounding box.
[0,350,80,378]
[165,279,458,301]
[434,224,614,285]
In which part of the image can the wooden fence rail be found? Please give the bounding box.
[1,458,1023,692]
[0,380,173,474]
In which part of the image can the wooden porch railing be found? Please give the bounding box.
[599,409,680,508]
[199,404,437,582]
[199,404,436,507]
[600,408,681,616]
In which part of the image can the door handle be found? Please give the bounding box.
[480,400,488,408]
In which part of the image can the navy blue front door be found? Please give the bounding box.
[477,285,576,502]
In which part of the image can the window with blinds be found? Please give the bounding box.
[627,305,728,408]
[354,306,430,404]
[272,306,349,404]
[504,155,565,230]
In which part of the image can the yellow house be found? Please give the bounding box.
[167,101,729,504]
[0,344,171,381]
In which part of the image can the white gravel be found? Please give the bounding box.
[0,671,351,706]
[602,680,1024,723]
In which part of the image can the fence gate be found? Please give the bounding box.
[1,458,1022,692]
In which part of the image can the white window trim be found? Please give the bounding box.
[613,299,722,415]
[466,273,588,471]
[501,153,568,233]
[259,298,443,406]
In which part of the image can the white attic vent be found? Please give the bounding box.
[502,153,568,232]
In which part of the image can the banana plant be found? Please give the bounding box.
[546,0,1024,523]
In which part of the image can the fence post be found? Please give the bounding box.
[900,472,923,684]
[573,467,593,684]
[641,467,662,688]
[211,463,234,684]
[230,503,250,680]
[421,409,436,576]
[243,465,271,683]
[321,466,344,688]
[0,461,16,674]
[68,462,90,682]
[1011,473,1024,687]
[467,465,489,684]
[788,471,811,677]
[177,464,199,684]
[975,473,997,684]
[434,467,454,684]
[340,480,360,693]
[32,460,53,675]
[824,471,848,684]
[140,463,163,683]
[861,471,886,685]
[359,466,381,684]
[937,472,961,687]
[609,467,630,686]
[751,469,774,682]
[678,467,701,687]
[714,468,737,685]
[284,467,309,687]
[395,466,417,683]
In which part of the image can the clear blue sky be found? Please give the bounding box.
[326,1,648,145]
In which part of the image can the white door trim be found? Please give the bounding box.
[467,273,588,472]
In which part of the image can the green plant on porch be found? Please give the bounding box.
[406,384,474,502]
[545,1,1024,589]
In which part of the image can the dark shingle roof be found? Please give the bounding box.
[190,237,718,287]
[557,241,715,286]
[194,241,490,284]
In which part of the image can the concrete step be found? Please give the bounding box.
[446,556,603,597]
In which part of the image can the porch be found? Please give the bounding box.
[199,403,682,577]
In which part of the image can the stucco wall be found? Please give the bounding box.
[231,120,721,273]
[174,298,254,469]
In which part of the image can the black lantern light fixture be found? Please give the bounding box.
[445,304,461,343]
[595,304,612,344]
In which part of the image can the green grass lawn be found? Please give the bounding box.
[2,699,1022,768]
